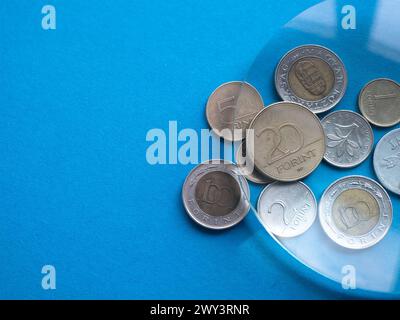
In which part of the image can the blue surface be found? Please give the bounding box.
[0,0,397,299]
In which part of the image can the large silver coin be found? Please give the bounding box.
[235,141,273,184]
[321,110,374,168]
[206,81,264,141]
[248,101,325,182]
[359,78,400,127]
[275,45,347,114]
[373,128,400,195]
[257,181,317,237]
[319,176,392,249]
[182,160,250,230]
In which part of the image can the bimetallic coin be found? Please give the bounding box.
[321,110,374,168]
[275,45,347,114]
[182,160,250,230]
[206,81,264,141]
[359,78,400,127]
[373,128,400,195]
[319,176,392,249]
[257,182,317,237]
[248,101,325,182]
[235,141,273,184]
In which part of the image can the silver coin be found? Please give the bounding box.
[235,141,273,184]
[257,181,317,237]
[206,81,264,141]
[319,176,392,249]
[359,78,400,127]
[182,160,250,230]
[373,128,400,195]
[275,45,347,114]
[321,110,374,168]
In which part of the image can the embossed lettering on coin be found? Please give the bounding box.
[182,160,250,230]
[321,110,373,168]
[195,171,241,216]
[275,45,347,114]
[319,176,392,249]
[373,128,400,195]
[359,78,400,127]
[257,182,317,237]
[248,102,325,181]
[206,81,264,141]
[236,141,273,184]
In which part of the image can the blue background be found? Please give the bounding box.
[0,0,398,299]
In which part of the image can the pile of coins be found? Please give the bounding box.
[182,44,399,250]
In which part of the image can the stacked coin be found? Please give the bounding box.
[182,44,397,251]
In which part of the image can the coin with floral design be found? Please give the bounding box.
[321,110,374,168]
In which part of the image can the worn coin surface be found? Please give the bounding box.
[248,101,325,181]
[182,160,250,229]
[257,182,317,237]
[359,78,400,127]
[275,45,347,114]
[321,110,374,168]
[319,176,392,249]
[206,81,264,141]
[236,141,273,184]
[373,128,400,195]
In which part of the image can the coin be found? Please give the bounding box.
[206,81,264,141]
[257,181,317,237]
[235,141,273,184]
[319,176,392,249]
[321,110,374,168]
[359,78,400,127]
[248,101,325,181]
[182,160,250,229]
[275,45,347,114]
[373,128,400,195]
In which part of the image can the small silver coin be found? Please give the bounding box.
[235,141,273,184]
[275,45,347,114]
[321,110,374,168]
[206,81,264,141]
[359,78,400,127]
[257,181,317,237]
[319,176,392,249]
[373,128,400,195]
[182,160,250,230]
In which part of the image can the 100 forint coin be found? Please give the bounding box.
[182,160,250,230]
[319,176,392,249]
[275,45,347,114]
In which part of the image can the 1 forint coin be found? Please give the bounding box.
[257,181,317,237]
[321,110,374,168]
[182,160,250,230]
[275,45,347,114]
[359,78,400,127]
[248,101,325,182]
[206,81,264,141]
[373,128,400,195]
[319,176,392,249]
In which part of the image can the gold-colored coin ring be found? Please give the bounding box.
[248,101,326,182]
